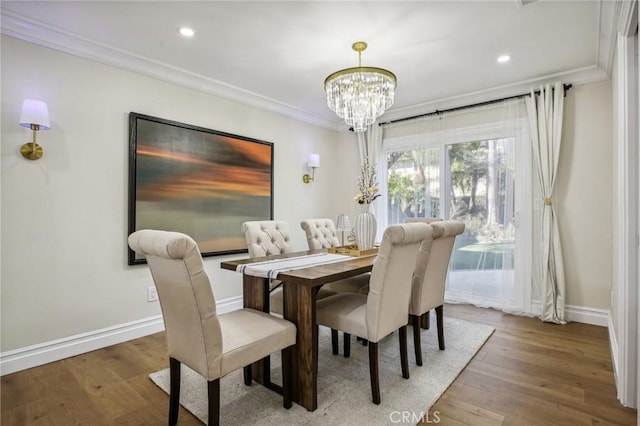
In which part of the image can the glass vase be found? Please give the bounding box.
[355,203,377,250]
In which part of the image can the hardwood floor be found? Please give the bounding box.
[1,304,636,425]
[427,304,637,425]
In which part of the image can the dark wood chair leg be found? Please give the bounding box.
[169,357,180,426]
[344,333,351,358]
[207,379,220,426]
[281,347,293,409]
[411,314,423,366]
[420,311,430,329]
[436,305,445,350]
[331,329,339,355]
[399,326,410,379]
[368,342,381,405]
[243,366,252,386]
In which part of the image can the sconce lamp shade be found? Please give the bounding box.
[303,153,320,183]
[307,153,320,168]
[19,99,50,130]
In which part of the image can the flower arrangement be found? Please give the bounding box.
[353,159,381,204]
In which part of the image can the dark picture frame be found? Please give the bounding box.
[128,112,274,265]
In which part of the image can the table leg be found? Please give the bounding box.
[283,282,318,411]
[243,274,270,385]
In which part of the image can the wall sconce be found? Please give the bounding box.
[19,99,50,160]
[302,153,320,183]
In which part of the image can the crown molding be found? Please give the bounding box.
[598,0,623,77]
[2,4,616,134]
[617,0,638,37]
[0,9,341,132]
[378,64,608,124]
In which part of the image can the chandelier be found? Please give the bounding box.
[324,41,397,132]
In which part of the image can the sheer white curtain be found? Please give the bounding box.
[380,100,534,315]
[357,125,384,240]
[525,82,566,324]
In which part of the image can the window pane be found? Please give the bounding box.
[386,147,441,224]
[447,138,516,304]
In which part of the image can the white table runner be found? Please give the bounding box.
[236,252,351,279]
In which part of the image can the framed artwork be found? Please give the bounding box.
[128,112,274,265]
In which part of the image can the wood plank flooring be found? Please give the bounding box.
[426,304,637,425]
[2,304,636,425]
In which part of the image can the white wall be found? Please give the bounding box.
[0,35,355,353]
[557,79,613,309]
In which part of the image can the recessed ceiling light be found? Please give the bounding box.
[497,55,511,63]
[179,27,195,37]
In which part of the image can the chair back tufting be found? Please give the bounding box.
[300,218,341,249]
[241,220,291,257]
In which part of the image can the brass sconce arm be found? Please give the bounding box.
[303,153,320,184]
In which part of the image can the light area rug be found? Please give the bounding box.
[149,317,494,425]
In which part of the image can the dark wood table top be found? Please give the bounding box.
[221,250,376,287]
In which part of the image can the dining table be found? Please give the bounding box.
[220,249,376,411]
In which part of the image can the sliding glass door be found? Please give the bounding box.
[444,138,516,306]
[382,119,531,312]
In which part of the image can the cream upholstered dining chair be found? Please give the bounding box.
[241,220,336,315]
[301,218,372,353]
[242,220,292,258]
[316,222,433,404]
[128,230,297,426]
[406,219,465,366]
[300,218,341,249]
[300,218,370,295]
[405,217,443,328]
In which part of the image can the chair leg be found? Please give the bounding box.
[436,305,445,350]
[399,326,410,379]
[420,311,430,329]
[169,357,180,426]
[207,379,220,426]
[243,366,252,386]
[344,333,351,358]
[411,314,423,366]
[368,342,381,405]
[281,347,293,409]
[331,329,339,355]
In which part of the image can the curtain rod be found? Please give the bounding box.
[378,83,573,127]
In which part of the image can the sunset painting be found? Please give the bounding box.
[128,113,273,264]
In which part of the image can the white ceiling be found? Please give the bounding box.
[1,1,619,131]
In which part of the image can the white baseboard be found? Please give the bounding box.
[529,302,609,327]
[608,312,619,383]
[0,295,244,376]
[565,305,609,327]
